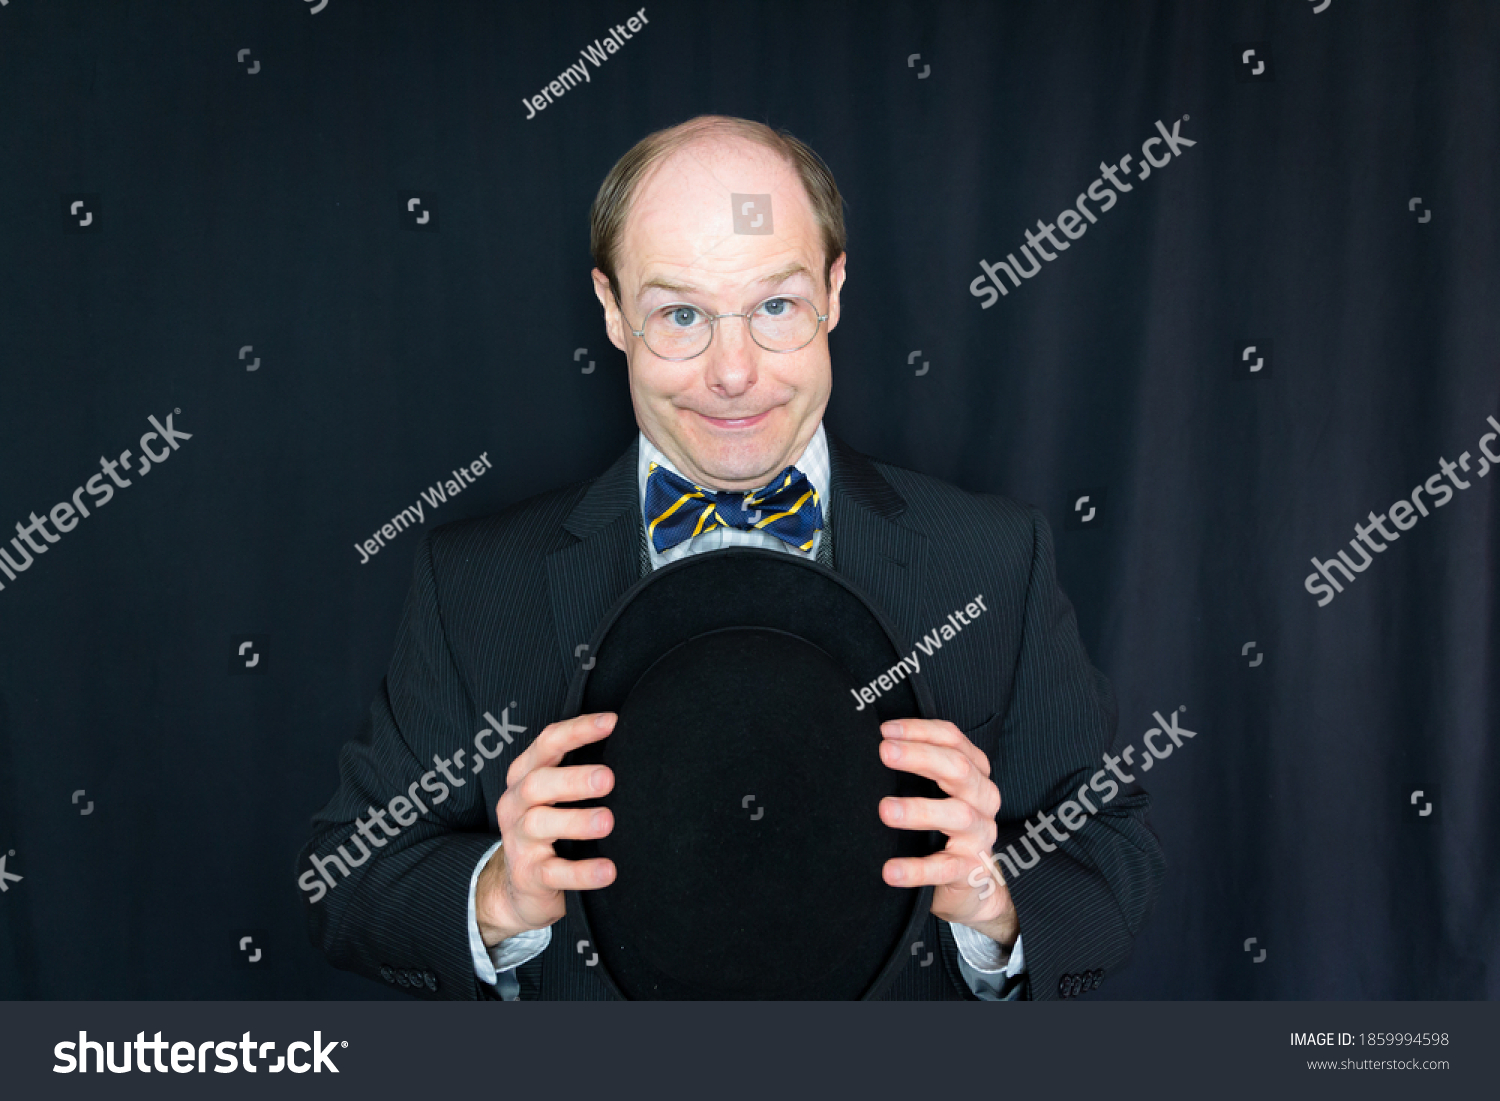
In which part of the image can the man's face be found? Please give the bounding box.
[592,139,846,492]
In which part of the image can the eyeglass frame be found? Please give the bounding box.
[627,293,830,361]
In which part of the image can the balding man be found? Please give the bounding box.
[301,116,1164,1001]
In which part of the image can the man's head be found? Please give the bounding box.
[590,116,847,492]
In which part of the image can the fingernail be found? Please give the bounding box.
[591,811,607,830]
[591,768,609,792]
[888,865,905,884]
[883,741,902,761]
[594,864,611,884]
[594,713,614,728]
[882,721,903,738]
[884,799,903,822]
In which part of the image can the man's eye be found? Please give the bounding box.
[758,297,790,316]
[664,306,702,327]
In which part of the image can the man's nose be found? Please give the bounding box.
[703,317,758,396]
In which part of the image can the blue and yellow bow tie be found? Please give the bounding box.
[644,461,823,554]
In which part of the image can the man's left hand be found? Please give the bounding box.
[878,718,1019,949]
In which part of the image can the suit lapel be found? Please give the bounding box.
[826,431,931,657]
[545,438,643,670]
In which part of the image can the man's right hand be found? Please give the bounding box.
[475,712,617,947]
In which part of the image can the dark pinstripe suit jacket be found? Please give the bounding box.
[300,431,1165,1000]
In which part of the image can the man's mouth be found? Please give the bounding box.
[693,409,772,429]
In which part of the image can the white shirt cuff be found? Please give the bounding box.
[952,923,1026,976]
[466,838,551,985]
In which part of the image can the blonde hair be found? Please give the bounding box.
[590,115,846,307]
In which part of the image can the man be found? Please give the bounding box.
[300,115,1164,1001]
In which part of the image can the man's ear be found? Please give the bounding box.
[825,252,848,333]
[592,269,629,353]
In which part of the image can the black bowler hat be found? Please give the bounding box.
[557,547,943,1000]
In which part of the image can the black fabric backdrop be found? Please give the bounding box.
[0,0,1495,1000]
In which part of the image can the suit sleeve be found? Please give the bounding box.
[993,507,1166,1000]
[297,533,500,1000]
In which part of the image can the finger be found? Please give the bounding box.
[880,795,982,837]
[881,718,990,778]
[507,712,615,787]
[879,738,988,806]
[518,804,613,845]
[534,854,616,891]
[517,762,614,809]
[882,852,967,888]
